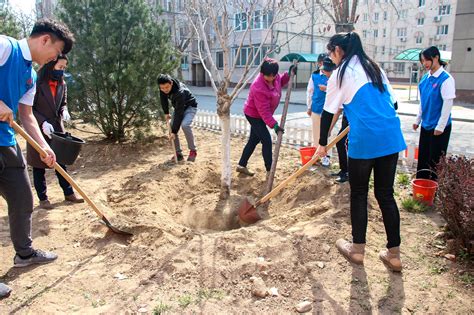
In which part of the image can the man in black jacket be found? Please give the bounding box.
[158,74,198,162]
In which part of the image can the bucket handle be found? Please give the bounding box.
[412,169,437,179]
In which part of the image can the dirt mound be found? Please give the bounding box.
[1,122,472,314]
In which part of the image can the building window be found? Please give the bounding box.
[437,44,447,51]
[383,28,387,37]
[363,13,368,22]
[398,10,408,20]
[394,62,405,74]
[438,5,451,16]
[417,17,424,26]
[374,12,379,22]
[419,0,425,7]
[397,28,407,37]
[363,30,368,38]
[415,36,423,44]
[253,46,270,65]
[165,0,172,12]
[181,55,189,70]
[235,12,248,31]
[375,46,378,54]
[374,29,378,38]
[437,25,449,35]
[216,51,224,69]
[232,46,269,67]
[381,62,385,69]
[382,46,385,55]
[383,11,388,21]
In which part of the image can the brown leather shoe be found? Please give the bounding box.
[336,239,365,265]
[379,247,403,272]
[39,200,54,210]
[65,193,84,203]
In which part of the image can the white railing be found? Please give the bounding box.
[192,110,471,167]
[193,110,314,147]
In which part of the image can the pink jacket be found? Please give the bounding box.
[244,72,290,128]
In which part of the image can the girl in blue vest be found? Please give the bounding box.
[316,32,406,272]
[306,55,336,167]
[414,46,455,180]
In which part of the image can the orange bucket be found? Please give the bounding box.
[299,146,316,165]
[412,169,438,206]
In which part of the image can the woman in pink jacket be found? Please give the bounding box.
[237,58,292,176]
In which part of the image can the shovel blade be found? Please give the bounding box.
[101,217,133,236]
[238,197,262,224]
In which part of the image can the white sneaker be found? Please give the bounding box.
[321,156,331,167]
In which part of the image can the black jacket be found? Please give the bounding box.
[160,78,198,134]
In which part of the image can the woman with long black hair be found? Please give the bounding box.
[316,32,406,272]
[414,46,455,180]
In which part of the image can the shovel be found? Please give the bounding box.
[13,121,132,236]
[167,118,178,163]
[238,126,349,224]
[265,59,297,195]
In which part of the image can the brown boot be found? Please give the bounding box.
[65,193,84,203]
[39,200,54,210]
[236,165,254,176]
[379,247,403,272]
[336,239,365,265]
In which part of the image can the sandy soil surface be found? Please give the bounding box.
[0,122,472,314]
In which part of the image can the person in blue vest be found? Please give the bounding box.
[0,19,74,299]
[306,54,335,167]
[315,32,406,272]
[413,46,455,180]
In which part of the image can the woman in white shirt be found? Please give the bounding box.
[316,32,406,272]
[414,46,455,180]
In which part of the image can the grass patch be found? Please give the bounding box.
[401,197,429,213]
[397,173,411,186]
[196,288,225,302]
[177,294,193,308]
[153,301,172,315]
[429,265,448,275]
[458,273,474,287]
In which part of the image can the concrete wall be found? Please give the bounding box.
[450,0,474,102]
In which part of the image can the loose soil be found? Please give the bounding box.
[0,122,472,314]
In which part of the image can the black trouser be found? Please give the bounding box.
[238,115,272,171]
[336,114,349,173]
[0,144,35,257]
[416,124,451,180]
[33,165,74,201]
[349,152,400,249]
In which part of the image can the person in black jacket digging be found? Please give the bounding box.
[158,74,198,162]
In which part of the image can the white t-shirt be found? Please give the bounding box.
[0,36,36,106]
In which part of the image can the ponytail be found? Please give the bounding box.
[327,32,385,92]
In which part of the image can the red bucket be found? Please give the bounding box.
[299,146,316,165]
[412,169,438,206]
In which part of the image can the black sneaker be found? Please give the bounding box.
[331,170,343,177]
[170,153,184,162]
[335,172,349,183]
[0,283,12,298]
[13,249,58,268]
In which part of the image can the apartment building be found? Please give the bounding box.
[150,0,334,87]
[356,0,457,82]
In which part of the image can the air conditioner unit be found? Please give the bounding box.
[434,16,442,22]
[434,35,441,41]
[400,37,407,42]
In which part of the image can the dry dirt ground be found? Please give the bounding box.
[0,122,472,314]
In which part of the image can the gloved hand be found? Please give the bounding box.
[273,123,284,134]
[42,121,55,139]
[61,107,71,121]
[289,64,298,76]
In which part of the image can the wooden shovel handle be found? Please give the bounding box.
[12,121,108,221]
[256,126,350,206]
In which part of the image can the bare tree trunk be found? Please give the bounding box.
[335,23,355,33]
[217,92,232,198]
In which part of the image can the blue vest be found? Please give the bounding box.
[418,71,452,130]
[0,37,36,147]
[343,83,406,159]
[311,72,328,115]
